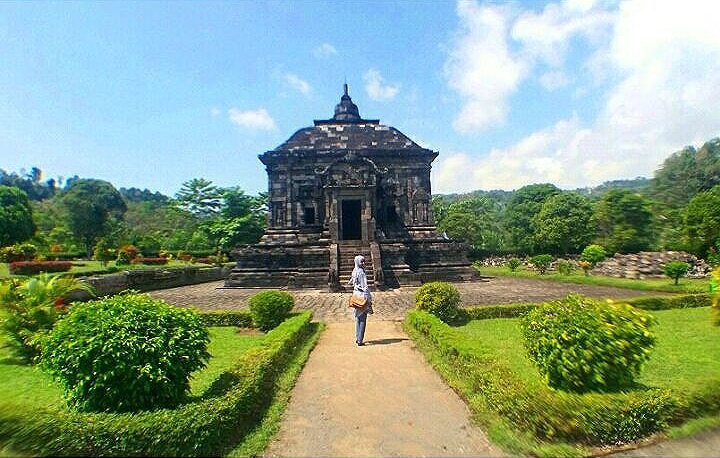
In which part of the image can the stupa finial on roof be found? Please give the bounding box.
[333,83,361,122]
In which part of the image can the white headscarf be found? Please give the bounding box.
[350,255,365,286]
[350,255,367,292]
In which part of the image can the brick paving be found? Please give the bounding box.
[149,276,660,322]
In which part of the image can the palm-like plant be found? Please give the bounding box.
[0,273,95,362]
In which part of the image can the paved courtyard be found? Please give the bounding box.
[149,276,660,322]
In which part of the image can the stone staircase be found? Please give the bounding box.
[338,241,374,288]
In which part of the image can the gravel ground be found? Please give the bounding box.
[149,276,660,322]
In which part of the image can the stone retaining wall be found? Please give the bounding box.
[67,264,235,301]
[476,252,713,279]
[592,251,711,279]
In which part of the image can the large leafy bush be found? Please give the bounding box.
[414,281,462,323]
[248,290,294,331]
[41,292,210,412]
[0,273,93,361]
[520,294,656,393]
[0,242,38,262]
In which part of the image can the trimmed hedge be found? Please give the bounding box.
[8,261,73,275]
[624,294,712,310]
[131,257,169,265]
[0,311,314,456]
[199,310,253,327]
[463,294,712,321]
[404,309,720,447]
[465,303,537,320]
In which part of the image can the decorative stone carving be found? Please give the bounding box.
[226,86,476,289]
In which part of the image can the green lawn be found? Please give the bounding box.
[190,327,265,396]
[455,306,720,394]
[478,265,712,294]
[0,326,264,411]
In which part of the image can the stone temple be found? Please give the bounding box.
[226,85,476,289]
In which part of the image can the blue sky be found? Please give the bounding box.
[2,0,720,197]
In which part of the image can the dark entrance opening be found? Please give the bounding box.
[303,206,315,225]
[341,199,361,240]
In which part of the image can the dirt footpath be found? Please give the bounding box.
[263,320,505,457]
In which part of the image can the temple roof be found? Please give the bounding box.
[275,123,424,152]
[272,85,427,152]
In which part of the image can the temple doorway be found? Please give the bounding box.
[341,199,361,240]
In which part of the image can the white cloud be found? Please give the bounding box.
[434,117,592,192]
[511,1,614,67]
[228,108,276,130]
[436,0,720,192]
[313,43,338,58]
[210,107,221,117]
[445,0,613,133]
[363,69,400,101]
[540,71,569,91]
[285,73,312,95]
[444,1,526,132]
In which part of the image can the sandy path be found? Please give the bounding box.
[263,320,504,457]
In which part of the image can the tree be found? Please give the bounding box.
[0,185,36,246]
[664,261,690,285]
[173,178,222,218]
[593,189,655,253]
[0,167,57,201]
[684,185,720,257]
[437,196,504,253]
[533,192,595,256]
[651,138,720,208]
[503,183,560,254]
[199,187,266,254]
[60,179,127,258]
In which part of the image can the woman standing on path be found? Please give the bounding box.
[349,255,373,346]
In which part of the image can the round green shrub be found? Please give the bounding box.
[248,290,294,331]
[529,254,553,274]
[505,257,522,272]
[41,292,210,413]
[414,281,462,323]
[556,260,575,276]
[520,294,656,393]
[580,244,607,266]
